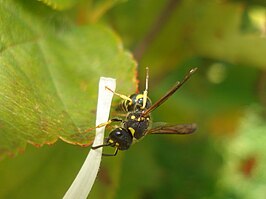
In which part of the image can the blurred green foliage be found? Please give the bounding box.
[0,0,266,199]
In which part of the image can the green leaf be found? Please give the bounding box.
[0,0,136,158]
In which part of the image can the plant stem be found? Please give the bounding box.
[133,0,181,61]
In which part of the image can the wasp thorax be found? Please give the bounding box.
[107,128,133,150]
[124,111,151,139]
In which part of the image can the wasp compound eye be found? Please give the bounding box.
[115,131,122,137]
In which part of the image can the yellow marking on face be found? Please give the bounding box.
[109,139,114,143]
[137,118,141,122]
[136,94,144,101]
[131,115,136,120]
[128,100,133,105]
[128,127,135,136]
[115,143,120,146]
[142,90,148,109]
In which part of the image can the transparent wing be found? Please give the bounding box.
[146,123,197,135]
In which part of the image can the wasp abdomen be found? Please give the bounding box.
[107,128,133,150]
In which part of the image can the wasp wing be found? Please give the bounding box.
[142,68,197,117]
[146,123,197,135]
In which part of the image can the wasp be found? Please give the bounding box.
[91,67,198,156]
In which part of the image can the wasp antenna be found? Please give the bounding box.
[105,86,132,103]
[145,67,149,91]
[142,67,149,109]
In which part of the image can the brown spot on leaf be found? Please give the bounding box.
[240,155,257,178]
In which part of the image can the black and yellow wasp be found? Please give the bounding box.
[91,67,197,156]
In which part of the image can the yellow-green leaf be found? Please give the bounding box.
[0,0,136,158]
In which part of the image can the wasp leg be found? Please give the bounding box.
[81,120,111,134]
[105,86,132,103]
[81,118,123,134]
[102,147,118,156]
[91,142,118,156]
[91,143,111,149]
[110,118,123,123]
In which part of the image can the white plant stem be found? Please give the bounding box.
[63,77,116,199]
